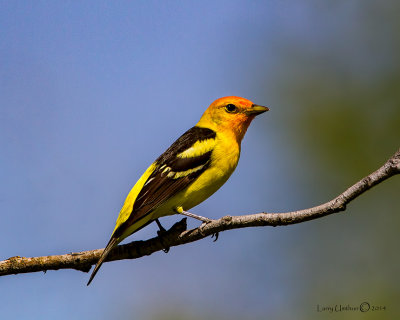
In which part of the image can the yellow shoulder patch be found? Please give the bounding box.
[177,138,216,159]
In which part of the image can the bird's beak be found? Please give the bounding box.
[246,104,269,116]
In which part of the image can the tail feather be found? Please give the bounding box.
[87,237,119,286]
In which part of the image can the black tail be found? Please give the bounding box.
[87,237,119,286]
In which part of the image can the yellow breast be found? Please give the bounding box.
[174,131,240,211]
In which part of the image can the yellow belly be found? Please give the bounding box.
[116,132,241,241]
[152,133,240,219]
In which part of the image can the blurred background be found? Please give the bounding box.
[1,1,399,319]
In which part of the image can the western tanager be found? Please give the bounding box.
[87,96,268,285]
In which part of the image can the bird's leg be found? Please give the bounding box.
[155,219,170,253]
[155,218,167,232]
[174,207,219,241]
[177,210,211,223]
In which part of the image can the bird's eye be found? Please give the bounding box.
[225,104,238,113]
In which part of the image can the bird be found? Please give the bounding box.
[87,96,268,285]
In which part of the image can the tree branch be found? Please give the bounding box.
[1,148,399,278]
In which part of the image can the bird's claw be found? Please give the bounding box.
[211,232,219,242]
[198,220,219,241]
[157,229,170,253]
[199,221,210,236]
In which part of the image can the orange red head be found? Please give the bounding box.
[197,96,268,142]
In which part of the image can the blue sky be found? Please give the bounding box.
[1,1,399,319]
[0,2,291,319]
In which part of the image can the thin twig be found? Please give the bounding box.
[0,148,399,278]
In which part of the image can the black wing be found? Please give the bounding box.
[112,126,216,238]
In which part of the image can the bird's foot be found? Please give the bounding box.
[155,219,170,253]
[198,220,219,241]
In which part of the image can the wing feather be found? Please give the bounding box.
[112,126,216,239]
